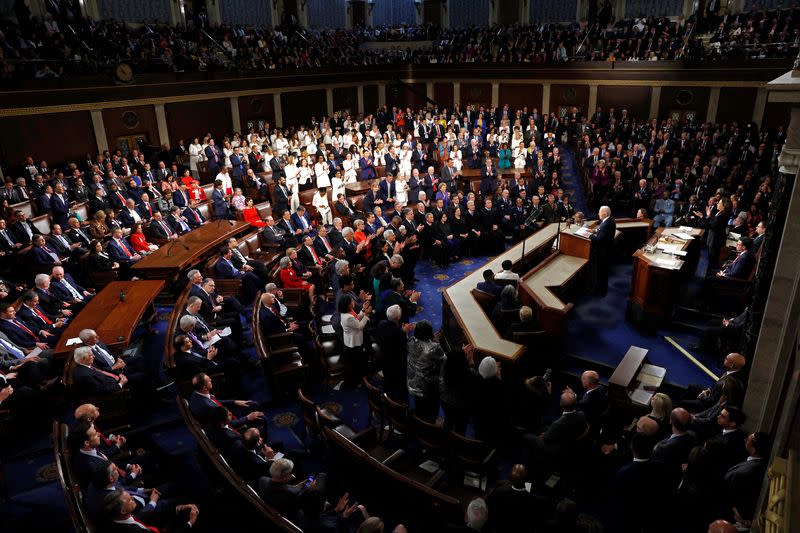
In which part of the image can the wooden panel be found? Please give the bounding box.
[499,83,543,111]
[0,111,96,171]
[238,94,276,132]
[281,89,326,127]
[363,84,379,115]
[102,105,160,150]
[597,85,651,119]
[762,101,791,130]
[658,87,710,122]
[166,99,231,143]
[551,84,590,114]
[433,82,454,108]
[460,82,492,107]
[333,86,358,114]
[717,87,757,125]
[386,82,426,110]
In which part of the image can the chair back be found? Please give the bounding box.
[471,289,495,314]
[31,214,51,234]
[383,393,410,434]
[196,201,212,221]
[297,389,322,437]
[410,414,446,454]
[449,430,496,469]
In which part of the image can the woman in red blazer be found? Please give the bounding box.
[130,223,157,254]
[278,255,315,300]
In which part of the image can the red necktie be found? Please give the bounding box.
[210,395,223,408]
[118,240,132,258]
[131,517,160,533]
[147,205,152,216]
[91,366,121,382]
[322,238,331,253]
[13,320,38,340]
[308,246,320,265]
[96,429,113,447]
[161,221,172,236]
[33,307,53,325]
[192,210,200,222]
[116,192,125,204]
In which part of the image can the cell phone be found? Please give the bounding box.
[303,476,315,488]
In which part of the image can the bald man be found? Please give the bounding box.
[565,370,608,429]
[651,408,697,480]
[683,353,747,412]
[487,464,544,533]
[523,391,588,474]
[74,403,128,457]
[707,520,737,533]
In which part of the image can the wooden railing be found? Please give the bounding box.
[759,449,795,533]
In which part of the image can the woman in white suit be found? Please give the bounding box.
[339,293,371,384]
[189,137,203,179]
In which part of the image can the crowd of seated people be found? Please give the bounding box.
[2,5,798,79]
[0,94,782,531]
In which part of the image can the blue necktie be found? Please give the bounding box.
[0,337,25,359]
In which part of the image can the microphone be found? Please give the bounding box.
[119,290,126,302]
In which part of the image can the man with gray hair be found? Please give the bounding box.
[33,273,73,317]
[463,497,489,531]
[332,259,349,292]
[262,214,286,246]
[588,205,615,296]
[258,457,327,519]
[374,303,412,399]
[71,345,128,395]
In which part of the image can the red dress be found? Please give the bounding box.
[279,267,309,289]
[129,233,151,253]
[243,207,266,227]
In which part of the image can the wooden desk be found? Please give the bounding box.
[53,280,164,358]
[628,227,704,328]
[441,224,559,362]
[132,221,251,279]
[608,345,666,414]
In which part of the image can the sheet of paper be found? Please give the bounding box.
[641,363,666,379]
[65,337,82,346]
[638,373,663,387]
[29,346,43,357]
[218,327,232,337]
[655,257,680,269]
[203,335,221,349]
[672,232,695,240]
[680,226,693,232]
[273,452,285,461]
[629,388,653,406]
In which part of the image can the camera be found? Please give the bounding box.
[542,368,553,382]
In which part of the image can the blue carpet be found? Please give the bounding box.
[566,262,722,387]
[559,144,589,215]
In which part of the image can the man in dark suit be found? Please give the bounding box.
[107,228,141,265]
[231,427,280,484]
[9,210,40,245]
[71,346,127,398]
[523,390,588,474]
[0,302,49,349]
[651,408,697,481]
[17,291,66,345]
[723,432,771,524]
[69,422,131,490]
[0,218,21,254]
[211,181,229,220]
[487,464,544,533]
[172,334,222,380]
[476,269,502,296]
[147,211,177,241]
[258,457,325,520]
[181,203,205,229]
[373,305,410,400]
[65,217,93,249]
[588,205,616,296]
[610,433,668,533]
[47,224,83,259]
[565,370,607,430]
[229,147,245,188]
[204,139,222,175]
[0,329,53,387]
[50,184,70,228]
[717,237,756,280]
[711,406,749,469]
[102,489,199,533]
[214,247,260,304]
[290,206,314,237]
[187,372,261,427]
[683,352,747,412]
[29,234,65,269]
[380,278,419,323]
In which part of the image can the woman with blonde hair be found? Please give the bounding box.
[648,392,673,439]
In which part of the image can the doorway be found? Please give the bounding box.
[496,0,521,26]
[351,0,366,27]
[424,1,442,26]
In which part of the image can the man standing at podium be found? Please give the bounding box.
[589,205,616,297]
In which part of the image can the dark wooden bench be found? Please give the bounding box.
[53,421,96,533]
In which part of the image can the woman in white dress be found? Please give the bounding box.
[395,175,410,208]
[513,146,527,169]
[222,140,234,169]
[313,187,333,225]
[449,148,463,172]
[274,132,289,157]
[284,155,300,213]
[189,137,203,178]
[331,170,346,202]
[398,145,412,178]
[298,158,313,191]
[510,129,524,151]
[231,133,242,148]
[373,142,386,167]
[342,153,357,183]
[314,155,331,189]
[321,124,332,145]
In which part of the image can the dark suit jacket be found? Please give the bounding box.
[50,194,70,227]
[0,318,41,347]
[66,226,92,247]
[722,250,755,279]
[187,390,238,425]
[72,363,122,396]
[258,477,302,519]
[651,432,698,473]
[611,460,669,532]
[542,410,587,448]
[10,220,39,245]
[712,429,748,469]
[381,291,417,322]
[212,189,228,218]
[107,239,137,263]
[181,207,205,228]
[148,219,175,240]
[214,258,241,279]
[578,386,608,427]
[723,457,767,520]
[29,245,60,266]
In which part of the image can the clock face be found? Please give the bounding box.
[115,63,133,83]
